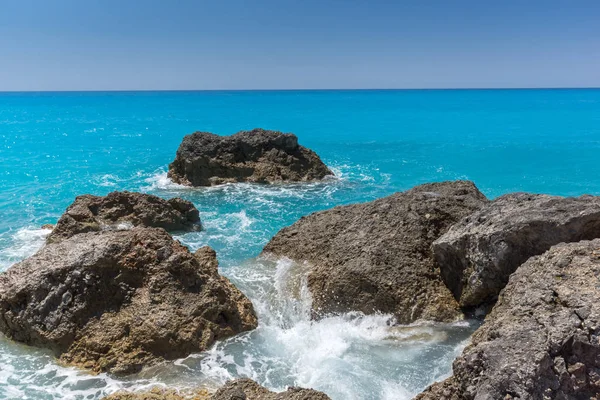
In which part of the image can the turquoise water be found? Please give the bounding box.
[1,89,599,399]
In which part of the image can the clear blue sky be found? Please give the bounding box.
[1,0,599,90]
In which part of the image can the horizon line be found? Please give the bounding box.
[1,86,599,94]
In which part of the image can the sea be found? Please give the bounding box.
[1,89,599,400]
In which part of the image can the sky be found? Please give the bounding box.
[0,0,599,91]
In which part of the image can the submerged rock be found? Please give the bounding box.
[102,379,330,400]
[433,193,600,308]
[263,181,488,324]
[47,191,201,243]
[0,228,257,374]
[416,239,600,400]
[167,128,333,186]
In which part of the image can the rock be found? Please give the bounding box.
[102,387,210,400]
[211,379,331,400]
[41,224,54,230]
[262,181,488,324]
[0,228,257,374]
[433,193,600,308]
[415,239,600,400]
[47,191,201,243]
[101,379,330,400]
[167,128,333,186]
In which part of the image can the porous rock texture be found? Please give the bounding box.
[263,181,488,324]
[102,378,330,400]
[167,128,333,186]
[47,191,201,243]
[416,239,600,400]
[433,193,600,308]
[0,227,257,375]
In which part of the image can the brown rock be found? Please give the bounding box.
[0,227,257,375]
[415,239,600,400]
[211,378,331,400]
[263,181,488,324]
[101,379,330,400]
[47,191,201,243]
[168,128,333,186]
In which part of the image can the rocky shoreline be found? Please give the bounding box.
[1,129,600,399]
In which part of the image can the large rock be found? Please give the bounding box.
[102,379,330,400]
[47,191,201,243]
[434,193,600,308]
[167,128,333,186]
[211,379,330,400]
[416,239,600,400]
[263,181,488,324]
[0,227,257,374]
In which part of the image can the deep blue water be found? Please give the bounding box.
[0,89,599,399]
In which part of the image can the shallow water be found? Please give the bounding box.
[1,89,599,399]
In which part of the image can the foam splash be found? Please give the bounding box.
[142,171,188,191]
[0,234,476,400]
[177,257,476,400]
[0,227,50,271]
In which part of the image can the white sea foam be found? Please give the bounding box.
[143,171,188,191]
[0,230,475,400]
[0,227,50,271]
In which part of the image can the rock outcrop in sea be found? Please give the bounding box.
[0,227,257,374]
[167,128,333,186]
[263,181,488,324]
[47,191,201,243]
[433,193,600,308]
[103,378,331,400]
[416,239,600,400]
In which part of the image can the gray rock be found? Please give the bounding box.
[434,193,600,308]
[263,181,488,324]
[415,239,600,400]
[168,128,333,186]
[0,227,257,375]
[47,191,201,243]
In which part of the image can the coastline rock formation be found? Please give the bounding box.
[0,228,257,375]
[103,379,331,400]
[167,128,333,186]
[433,193,600,308]
[263,181,488,324]
[416,239,600,400]
[47,191,201,243]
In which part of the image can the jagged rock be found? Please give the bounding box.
[433,193,600,308]
[47,191,201,243]
[102,387,210,400]
[0,228,257,375]
[41,224,54,230]
[102,379,330,400]
[168,128,333,186]
[263,181,488,324]
[415,239,600,400]
[212,379,330,400]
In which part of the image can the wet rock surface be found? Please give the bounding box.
[47,191,201,243]
[102,379,330,400]
[0,228,257,375]
[434,193,600,308]
[168,128,333,186]
[263,181,488,324]
[211,378,331,400]
[415,239,600,400]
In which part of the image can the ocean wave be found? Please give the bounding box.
[0,227,50,271]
